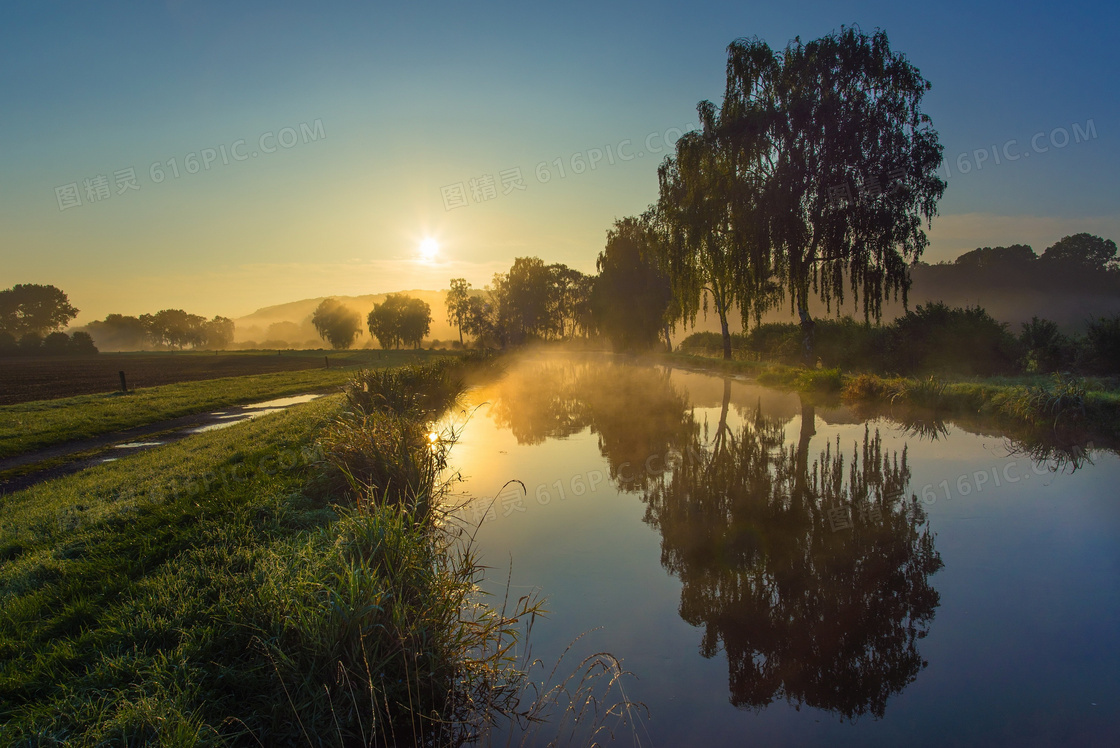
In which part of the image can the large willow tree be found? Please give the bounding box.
[657,115,777,360]
[675,28,946,359]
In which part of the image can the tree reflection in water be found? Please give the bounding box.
[485,359,695,489]
[484,359,592,445]
[484,359,944,720]
[640,389,943,720]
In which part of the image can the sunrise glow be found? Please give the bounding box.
[418,237,440,263]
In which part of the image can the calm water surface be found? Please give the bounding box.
[445,355,1119,746]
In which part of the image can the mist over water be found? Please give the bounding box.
[446,354,1120,746]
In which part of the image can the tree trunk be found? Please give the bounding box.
[458,325,463,346]
[719,312,732,360]
[798,306,815,365]
[663,323,673,353]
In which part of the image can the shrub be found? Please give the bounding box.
[741,323,801,362]
[797,367,844,392]
[345,358,467,421]
[42,331,72,354]
[842,373,905,401]
[998,373,1087,429]
[1019,317,1071,373]
[257,486,540,744]
[17,332,41,353]
[736,318,886,369]
[0,331,17,356]
[885,303,1021,376]
[677,331,725,354]
[900,376,947,409]
[319,411,443,506]
[1084,314,1120,374]
[811,318,888,371]
[300,351,549,743]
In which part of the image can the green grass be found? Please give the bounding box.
[0,354,546,745]
[0,350,460,461]
[0,396,344,743]
[757,366,844,393]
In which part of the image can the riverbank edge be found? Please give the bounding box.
[656,352,1120,440]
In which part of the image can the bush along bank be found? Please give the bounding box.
[676,303,1120,378]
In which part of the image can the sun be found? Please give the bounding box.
[418,237,439,262]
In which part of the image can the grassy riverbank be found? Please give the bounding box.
[0,354,536,745]
[662,352,1120,437]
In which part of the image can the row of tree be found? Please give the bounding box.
[905,235,1120,330]
[0,284,234,353]
[946,234,1117,274]
[310,295,434,350]
[435,240,670,353]
[83,311,234,351]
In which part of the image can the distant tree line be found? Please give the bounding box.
[0,283,234,355]
[83,310,234,351]
[905,234,1120,329]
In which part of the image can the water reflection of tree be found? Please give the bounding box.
[642,392,943,720]
[485,360,591,444]
[579,365,695,490]
[487,361,944,718]
[848,398,1107,473]
[486,359,695,489]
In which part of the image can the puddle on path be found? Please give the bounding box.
[185,394,322,434]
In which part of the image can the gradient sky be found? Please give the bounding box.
[2,0,1117,324]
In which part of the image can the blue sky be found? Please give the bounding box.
[1,0,1116,321]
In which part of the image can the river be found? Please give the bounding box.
[445,354,1119,746]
